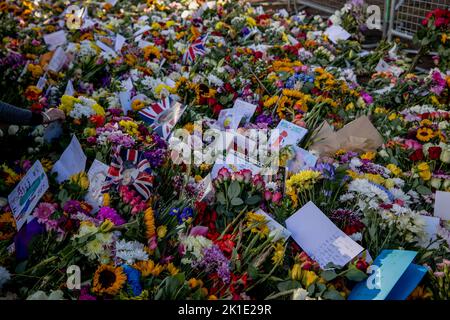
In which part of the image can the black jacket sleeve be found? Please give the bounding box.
[0,101,43,125]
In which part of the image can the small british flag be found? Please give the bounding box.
[139,98,186,139]
[102,147,154,199]
[182,34,208,65]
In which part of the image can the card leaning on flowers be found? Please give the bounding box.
[0,0,450,305]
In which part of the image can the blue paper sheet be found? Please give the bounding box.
[348,250,418,300]
[386,263,427,300]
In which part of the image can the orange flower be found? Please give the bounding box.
[24,86,42,101]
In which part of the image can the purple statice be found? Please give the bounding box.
[97,207,126,226]
[194,245,231,284]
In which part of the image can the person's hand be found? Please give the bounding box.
[42,108,65,124]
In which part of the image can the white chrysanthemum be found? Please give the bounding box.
[207,74,224,87]
[115,240,149,264]
[181,235,213,265]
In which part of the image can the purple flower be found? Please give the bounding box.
[194,245,230,283]
[360,91,373,105]
[97,206,125,226]
[63,200,83,215]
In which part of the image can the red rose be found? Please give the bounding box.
[409,149,424,162]
[207,97,217,106]
[356,259,369,272]
[212,104,223,116]
[428,146,442,160]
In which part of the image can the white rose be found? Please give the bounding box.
[8,125,19,135]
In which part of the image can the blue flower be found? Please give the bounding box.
[121,264,142,296]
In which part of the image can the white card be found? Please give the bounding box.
[287,146,318,173]
[85,159,109,212]
[217,108,243,130]
[119,91,132,113]
[211,151,261,178]
[96,40,118,58]
[269,119,308,150]
[287,34,299,45]
[107,0,118,6]
[65,80,75,96]
[196,174,214,201]
[233,99,256,123]
[43,30,67,50]
[375,59,390,73]
[115,34,126,52]
[138,40,153,48]
[434,191,450,220]
[7,161,49,230]
[134,25,151,38]
[52,135,87,183]
[418,215,441,249]
[255,209,291,242]
[123,78,133,91]
[286,201,364,268]
[36,74,47,90]
[47,47,66,72]
[324,25,351,44]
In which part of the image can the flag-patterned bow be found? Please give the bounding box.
[102,147,154,199]
[182,34,208,65]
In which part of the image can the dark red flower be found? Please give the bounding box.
[409,149,424,162]
[428,146,442,160]
[212,104,223,116]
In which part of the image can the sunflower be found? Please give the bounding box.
[144,207,155,239]
[92,265,127,296]
[133,260,163,277]
[143,45,161,61]
[416,127,434,142]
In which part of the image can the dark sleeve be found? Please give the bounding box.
[0,101,43,125]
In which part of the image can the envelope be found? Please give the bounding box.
[309,116,383,156]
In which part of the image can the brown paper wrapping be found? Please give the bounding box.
[309,116,384,156]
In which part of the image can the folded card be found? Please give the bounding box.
[84,159,109,212]
[324,25,351,44]
[287,146,318,174]
[285,201,364,268]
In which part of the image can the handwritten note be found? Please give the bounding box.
[285,201,364,268]
[8,161,49,230]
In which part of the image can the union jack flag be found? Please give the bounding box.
[138,97,186,139]
[182,34,208,65]
[102,147,154,200]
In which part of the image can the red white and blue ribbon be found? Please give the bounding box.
[102,147,154,199]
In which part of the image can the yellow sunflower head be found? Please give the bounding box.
[92,265,127,296]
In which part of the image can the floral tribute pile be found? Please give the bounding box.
[0,0,450,300]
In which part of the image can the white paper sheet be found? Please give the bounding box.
[65,80,75,96]
[43,30,67,50]
[434,191,450,220]
[52,135,87,183]
[269,119,308,150]
[255,209,291,242]
[286,201,364,268]
[119,91,132,113]
[324,25,351,44]
[115,34,126,52]
[418,215,441,249]
[47,47,66,72]
[8,161,49,230]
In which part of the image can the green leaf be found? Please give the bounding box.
[227,180,241,199]
[245,195,261,205]
[321,269,338,281]
[277,280,301,292]
[231,197,244,206]
[416,185,432,195]
[216,192,226,204]
[322,288,345,300]
[247,265,259,280]
[344,267,368,282]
